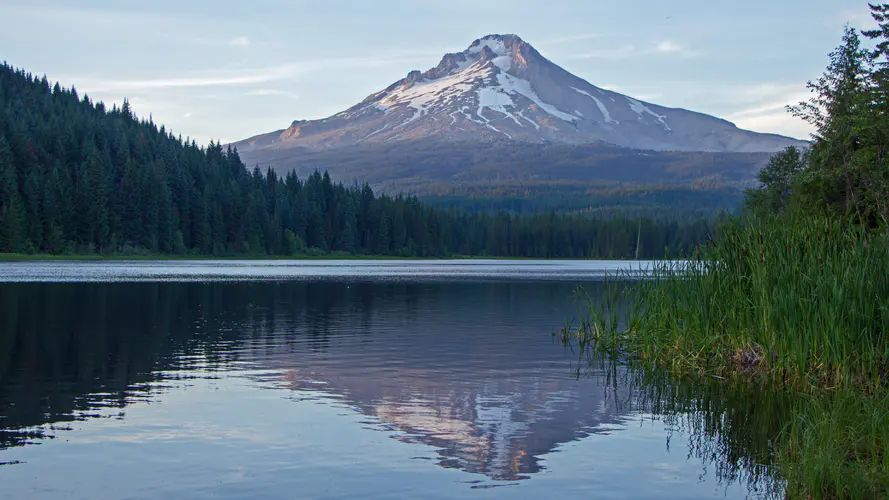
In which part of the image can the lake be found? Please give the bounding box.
[0,261,781,499]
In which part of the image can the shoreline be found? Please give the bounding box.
[0,253,674,263]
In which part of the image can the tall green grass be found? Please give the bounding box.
[781,393,889,499]
[565,213,889,498]
[582,215,889,392]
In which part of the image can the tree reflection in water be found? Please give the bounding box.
[0,281,784,497]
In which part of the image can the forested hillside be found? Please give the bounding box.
[240,136,770,214]
[0,63,713,258]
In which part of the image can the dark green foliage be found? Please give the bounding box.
[758,19,889,224]
[0,136,26,253]
[744,146,807,215]
[0,62,711,259]
[423,186,745,216]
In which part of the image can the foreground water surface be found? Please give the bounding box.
[0,261,781,499]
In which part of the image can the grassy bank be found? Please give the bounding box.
[624,216,887,392]
[565,214,889,498]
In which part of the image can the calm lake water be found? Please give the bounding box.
[0,261,781,499]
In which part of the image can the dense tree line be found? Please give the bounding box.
[245,134,770,215]
[747,5,889,223]
[423,187,742,217]
[0,62,711,258]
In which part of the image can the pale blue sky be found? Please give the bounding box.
[1,0,874,144]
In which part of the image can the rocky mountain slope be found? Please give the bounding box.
[235,34,807,155]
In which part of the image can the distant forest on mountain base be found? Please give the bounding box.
[0,63,717,259]
[240,137,772,215]
[420,186,744,217]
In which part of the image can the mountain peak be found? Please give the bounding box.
[468,34,526,54]
[236,35,807,154]
[477,33,523,42]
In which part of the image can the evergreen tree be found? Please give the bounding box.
[745,146,807,215]
[375,213,391,255]
[860,3,889,223]
[0,136,26,252]
[789,26,871,217]
[334,197,358,253]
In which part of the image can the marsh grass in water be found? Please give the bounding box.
[560,336,789,498]
[562,215,889,499]
[780,393,889,499]
[567,216,889,392]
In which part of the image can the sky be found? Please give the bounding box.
[0,0,876,145]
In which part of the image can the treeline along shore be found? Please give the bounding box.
[0,62,715,260]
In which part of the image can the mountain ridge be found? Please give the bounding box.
[235,34,807,155]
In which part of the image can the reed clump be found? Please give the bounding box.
[780,392,889,499]
[589,215,889,393]
[565,213,889,499]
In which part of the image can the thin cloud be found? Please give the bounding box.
[728,101,796,120]
[841,7,878,30]
[740,83,803,97]
[724,82,813,138]
[562,45,638,60]
[229,36,250,47]
[652,40,698,57]
[655,40,684,53]
[730,110,814,139]
[562,40,697,60]
[734,82,810,112]
[539,33,601,45]
[69,67,298,91]
[247,89,300,100]
[155,33,256,49]
[60,52,438,93]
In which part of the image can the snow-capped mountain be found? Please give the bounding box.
[235,34,806,154]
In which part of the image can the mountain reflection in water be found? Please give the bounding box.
[0,280,784,497]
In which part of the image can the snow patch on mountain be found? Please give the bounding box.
[626,97,670,132]
[468,37,509,56]
[571,86,617,124]
[477,87,522,126]
[363,38,578,129]
[235,33,808,155]
[497,72,578,122]
[365,123,390,139]
[516,109,540,130]
[376,65,481,117]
